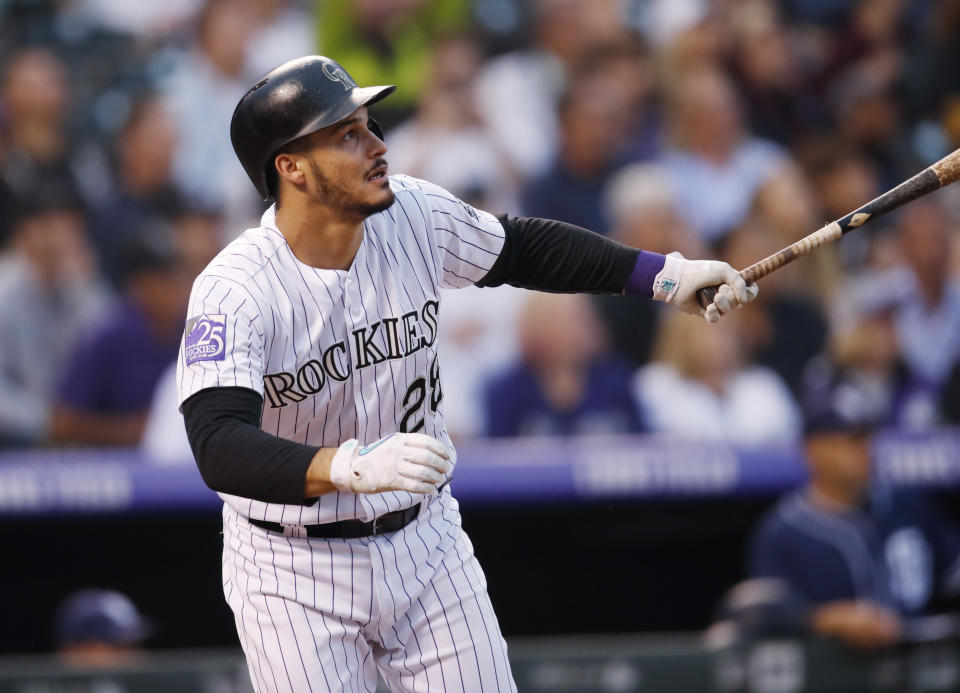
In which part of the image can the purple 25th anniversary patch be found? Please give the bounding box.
[184,314,227,365]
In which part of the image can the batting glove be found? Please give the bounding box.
[653,252,759,323]
[329,433,452,495]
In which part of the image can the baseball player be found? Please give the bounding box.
[178,55,758,692]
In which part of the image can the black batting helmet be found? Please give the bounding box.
[230,55,395,200]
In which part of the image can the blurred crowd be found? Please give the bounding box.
[1,0,960,454]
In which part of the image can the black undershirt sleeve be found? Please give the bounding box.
[181,386,320,505]
[476,215,640,293]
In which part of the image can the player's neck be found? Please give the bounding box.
[275,201,364,270]
[806,481,864,512]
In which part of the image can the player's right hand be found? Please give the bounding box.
[653,252,759,323]
[328,433,453,495]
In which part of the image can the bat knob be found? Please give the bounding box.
[697,285,718,311]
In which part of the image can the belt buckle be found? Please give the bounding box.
[371,515,385,536]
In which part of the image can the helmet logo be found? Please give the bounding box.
[322,62,356,91]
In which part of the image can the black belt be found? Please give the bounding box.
[246,481,448,539]
[248,504,420,539]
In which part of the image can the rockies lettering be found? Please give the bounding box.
[262,299,439,406]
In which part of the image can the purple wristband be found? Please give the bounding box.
[624,251,666,298]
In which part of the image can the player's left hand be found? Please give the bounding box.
[328,432,453,495]
[653,252,758,323]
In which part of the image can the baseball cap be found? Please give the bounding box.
[54,589,152,648]
[802,381,887,436]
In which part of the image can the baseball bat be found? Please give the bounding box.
[697,146,960,310]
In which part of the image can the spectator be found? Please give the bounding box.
[659,66,788,245]
[520,68,634,233]
[475,0,625,180]
[829,65,910,189]
[55,589,151,667]
[386,33,518,212]
[891,200,960,392]
[244,0,315,80]
[747,157,841,303]
[61,0,203,38]
[803,269,932,428]
[902,0,960,126]
[799,134,881,226]
[797,134,883,269]
[160,0,263,231]
[806,0,907,120]
[0,47,97,243]
[750,159,823,244]
[90,93,182,287]
[483,292,640,437]
[633,311,801,443]
[727,1,816,146]
[639,0,723,71]
[578,39,660,162]
[0,186,110,447]
[437,284,524,439]
[748,386,960,650]
[719,220,828,395]
[167,197,226,276]
[602,163,705,259]
[51,233,189,446]
[590,163,705,367]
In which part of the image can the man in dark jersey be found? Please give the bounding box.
[750,388,960,649]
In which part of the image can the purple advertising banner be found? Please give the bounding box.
[0,432,958,515]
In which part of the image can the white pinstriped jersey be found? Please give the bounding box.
[177,175,506,525]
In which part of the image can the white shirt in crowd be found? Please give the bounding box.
[633,362,801,445]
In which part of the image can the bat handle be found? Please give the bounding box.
[696,265,756,311]
[696,285,718,311]
[932,147,960,186]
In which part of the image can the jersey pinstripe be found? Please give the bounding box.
[176,175,506,525]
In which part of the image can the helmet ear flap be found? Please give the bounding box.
[368,116,384,141]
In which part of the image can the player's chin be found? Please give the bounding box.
[373,184,395,206]
[360,187,395,215]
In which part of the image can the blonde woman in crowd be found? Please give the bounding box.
[634,310,800,444]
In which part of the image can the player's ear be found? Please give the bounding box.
[274,152,306,188]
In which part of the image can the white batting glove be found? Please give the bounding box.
[653,252,759,323]
[328,433,452,495]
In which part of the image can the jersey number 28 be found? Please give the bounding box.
[398,355,443,433]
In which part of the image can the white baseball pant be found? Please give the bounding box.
[221,491,517,692]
